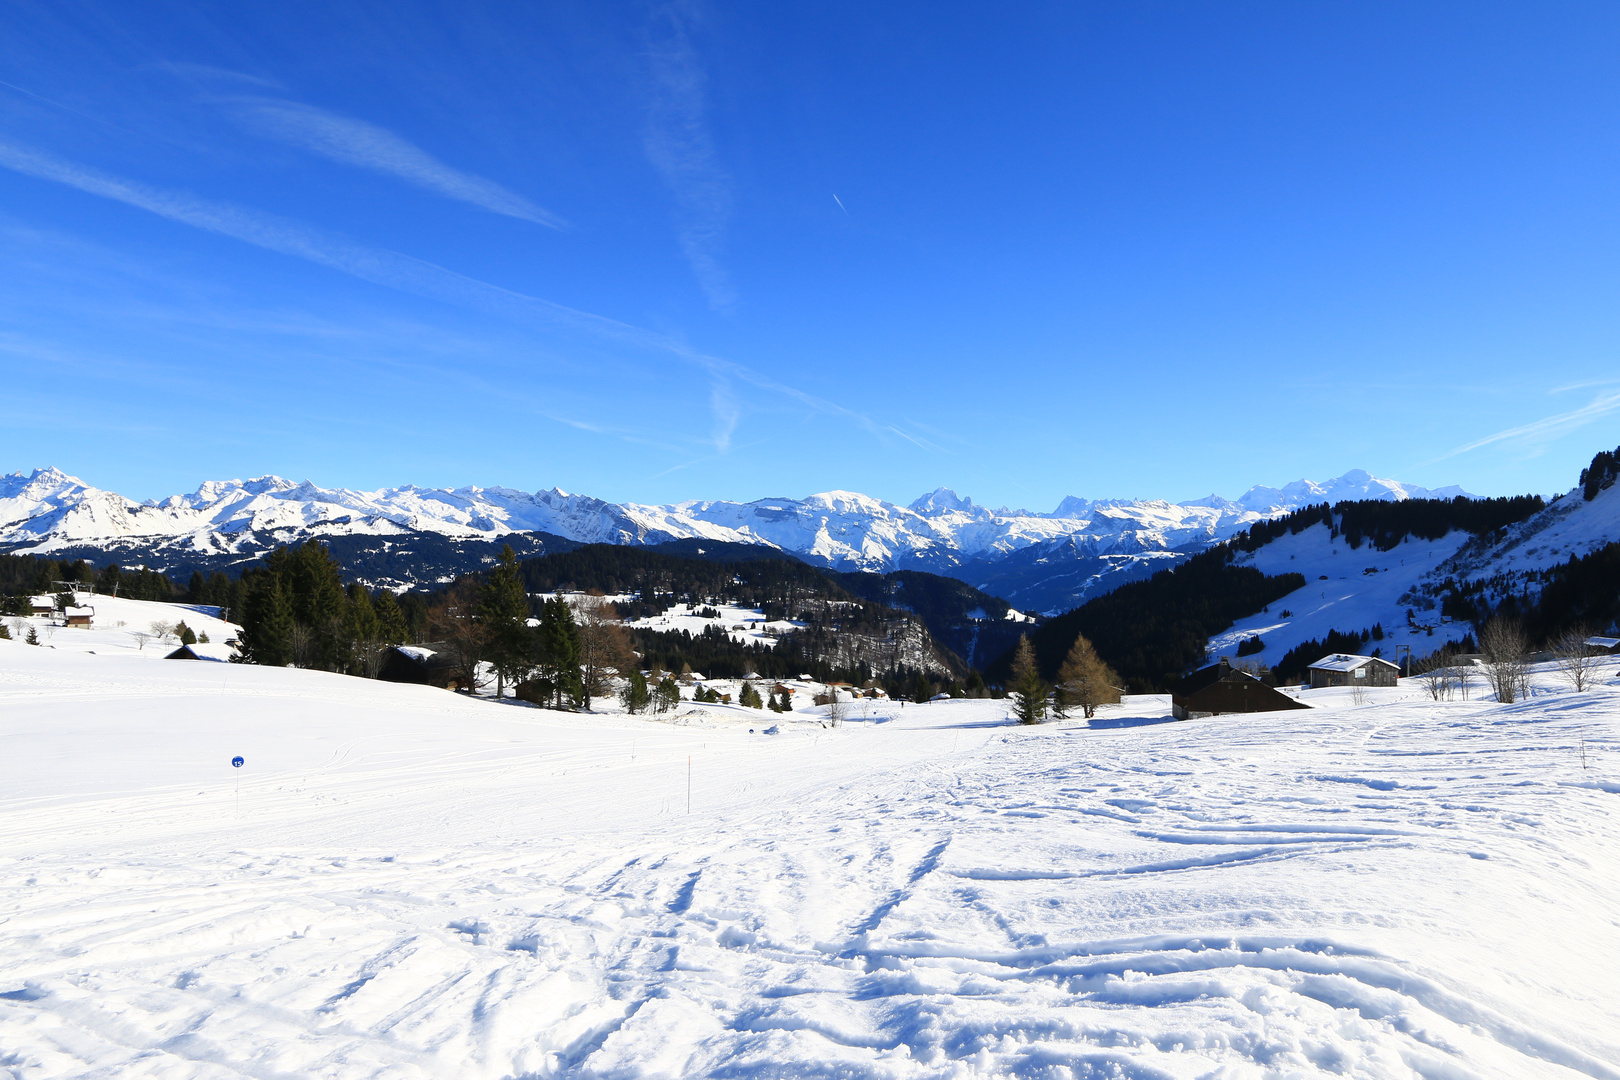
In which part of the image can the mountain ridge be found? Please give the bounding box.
[0,466,1474,611]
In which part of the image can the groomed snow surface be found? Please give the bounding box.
[3,643,1619,1079]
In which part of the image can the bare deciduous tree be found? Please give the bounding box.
[824,691,846,728]
[1413,648,1458,701]
[428,582,494,693]
[354,638,391,679]
[1480,618,1529,704]
[570,594,634,710]
[1553,628,1599,693]
[131,630,153,652]
[288,623,317,669]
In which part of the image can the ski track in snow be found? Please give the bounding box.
[2,647,1619,1078]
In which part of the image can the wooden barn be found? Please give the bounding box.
[377,644,465,690]
[1171,659,1310,721]
[1584,636,1620,656]
[60,606,93,628]
[1307,654,1400,688]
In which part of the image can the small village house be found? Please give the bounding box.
[1307,654,1400,689]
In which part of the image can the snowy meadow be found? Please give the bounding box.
[2,641,1618,1079]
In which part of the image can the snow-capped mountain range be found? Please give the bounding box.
[0,467,1470,612]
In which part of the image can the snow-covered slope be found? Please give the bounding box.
[1209,482,1620,668]
[0,468,1468,609]
[2,644,1617,1077]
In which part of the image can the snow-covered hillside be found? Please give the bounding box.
[0,467,1469,611]
[2,644,1617,1077]
[1210,482,1620,669]
[2,592,239,658]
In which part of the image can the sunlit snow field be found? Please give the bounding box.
[2,640,1618,1078]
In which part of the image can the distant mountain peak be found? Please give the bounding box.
[910,487,976,515]
[1049,495,1093,519]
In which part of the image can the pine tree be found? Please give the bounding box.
[176,621,197,646]
[187,571,206,604]
[0,622,10,639]
[535,597,583,709]
[620,669,651,713]
[287,542,348,670]
[912,671,933,704]
[373,589,409,644]
[740,681,763,709]
[1010,635,1048,724]
[481,546,530,696]
[654,675,681,713]
[26,624,40,646]
[343,583,385,676]
[238,573,293,666]
[1055,632,1121,719]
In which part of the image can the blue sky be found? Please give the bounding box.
[4,2,1620,509]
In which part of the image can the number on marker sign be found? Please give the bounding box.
[231,756,244,768]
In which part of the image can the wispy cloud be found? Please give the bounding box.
[228,97,564,228]
[147,61,283,90]
[1550,375,1620,394]
[0,139,918,457]
[1426,390,1620,463]
[643,2,735,310]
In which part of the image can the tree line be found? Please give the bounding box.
[1230,495,1545,555]
[986,545,1306,693]
[0,554,181,607]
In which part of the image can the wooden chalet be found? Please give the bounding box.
[1584,636,1620,656]
[1307,654,1400,688]
[165,644,203,660]
[377,644,465,690]
[60,606,93,628]
[1171,658,1310,721]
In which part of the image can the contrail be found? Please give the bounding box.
[832,193,848,215]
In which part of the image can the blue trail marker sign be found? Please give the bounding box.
[231,756,244,768]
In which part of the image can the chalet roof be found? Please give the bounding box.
[1172,659,1259,697]
[1308,653,1399,673]
[389,643,459,670]
[165,644,202,660]
[1586,636,1620,649]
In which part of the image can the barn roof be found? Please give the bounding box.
[1172,658,1259,697]
[1308,653,1399,673]
[1586,636,1620,649]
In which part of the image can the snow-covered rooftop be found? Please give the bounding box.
[1308,653,1399,672]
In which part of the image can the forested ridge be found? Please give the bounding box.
[984,546,1304,693]
[985,492,1553,693]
